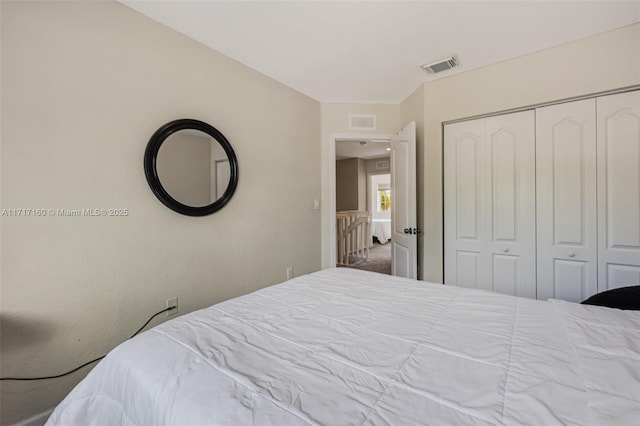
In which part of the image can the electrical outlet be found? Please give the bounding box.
[167,297,178,316]
[286,266,294,280]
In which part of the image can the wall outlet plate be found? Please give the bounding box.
[167,297,178,316]
[286,266,294,280]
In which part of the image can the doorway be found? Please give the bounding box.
[326,122,417,278]
[335,139,392,275]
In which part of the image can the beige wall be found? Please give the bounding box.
[336,158,357,211]
[336,158,367,211]
[357,158,366,211]
[421,23,640,283]
[321,103,401,267]
[321,103,401,137]
[365,157,390,175]
[0,1,321,424]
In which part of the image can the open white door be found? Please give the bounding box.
[391,121,417,278]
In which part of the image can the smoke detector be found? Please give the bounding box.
[420,55,459,75]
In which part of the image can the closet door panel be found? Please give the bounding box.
[456,251,481,288]
[445,111,535,296]
[444,118,489,289]
[456,135,482,240]
[492,254,518,296]
[536,99,597,302]
[485,111,536,298]
[597,91,640,291]
[606,264,640,289]
[553,260,589,302]
[553,126,588,244]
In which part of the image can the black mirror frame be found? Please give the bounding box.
[144,119,238,217]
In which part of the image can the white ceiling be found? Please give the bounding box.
[120,1,640,104]
[336,139,390,160]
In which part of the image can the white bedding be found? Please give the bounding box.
[47,268,640,426]
[371,219,391,243]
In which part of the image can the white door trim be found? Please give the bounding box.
[327,133,392,267]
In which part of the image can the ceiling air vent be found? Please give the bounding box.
[421,56,459,75]
[349,114,376,130]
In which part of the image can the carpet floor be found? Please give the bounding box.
[338,242,391,275]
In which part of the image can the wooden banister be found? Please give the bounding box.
[336,210,371,265]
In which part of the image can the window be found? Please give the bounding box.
[377,183,391,212]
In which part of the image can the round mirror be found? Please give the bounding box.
[144,119,238,216]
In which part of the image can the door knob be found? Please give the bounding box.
[568,251,575,258]
[404,228,411,234]
[503,248,509,253]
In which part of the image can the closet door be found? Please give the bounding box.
[485,112,536,298]
[597,91,640,291]
[444,118,487,289]
[536,99,597,302]
[445,111,535,297]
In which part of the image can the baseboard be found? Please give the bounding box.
[10,409,54,426]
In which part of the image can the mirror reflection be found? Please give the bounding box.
[156,130,231,207]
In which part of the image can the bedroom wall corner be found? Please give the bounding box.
[422,22,640,284]
[0,1,321,424]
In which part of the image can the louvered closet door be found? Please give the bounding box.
[597,91,640,291]
[536,99,597,302]
[445,111,535,297]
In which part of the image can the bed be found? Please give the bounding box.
[371,219,391,244]
[46,268,640,426]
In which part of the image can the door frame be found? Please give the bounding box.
[328,133,392,267]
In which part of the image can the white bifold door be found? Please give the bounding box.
[536,99,598,302]
[596,91,640,292]
[445,90,640,302]
[537,93,640,301]
[444,111,536,298]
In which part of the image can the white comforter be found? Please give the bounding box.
[47,268,640,426]
[371,219,391,244]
